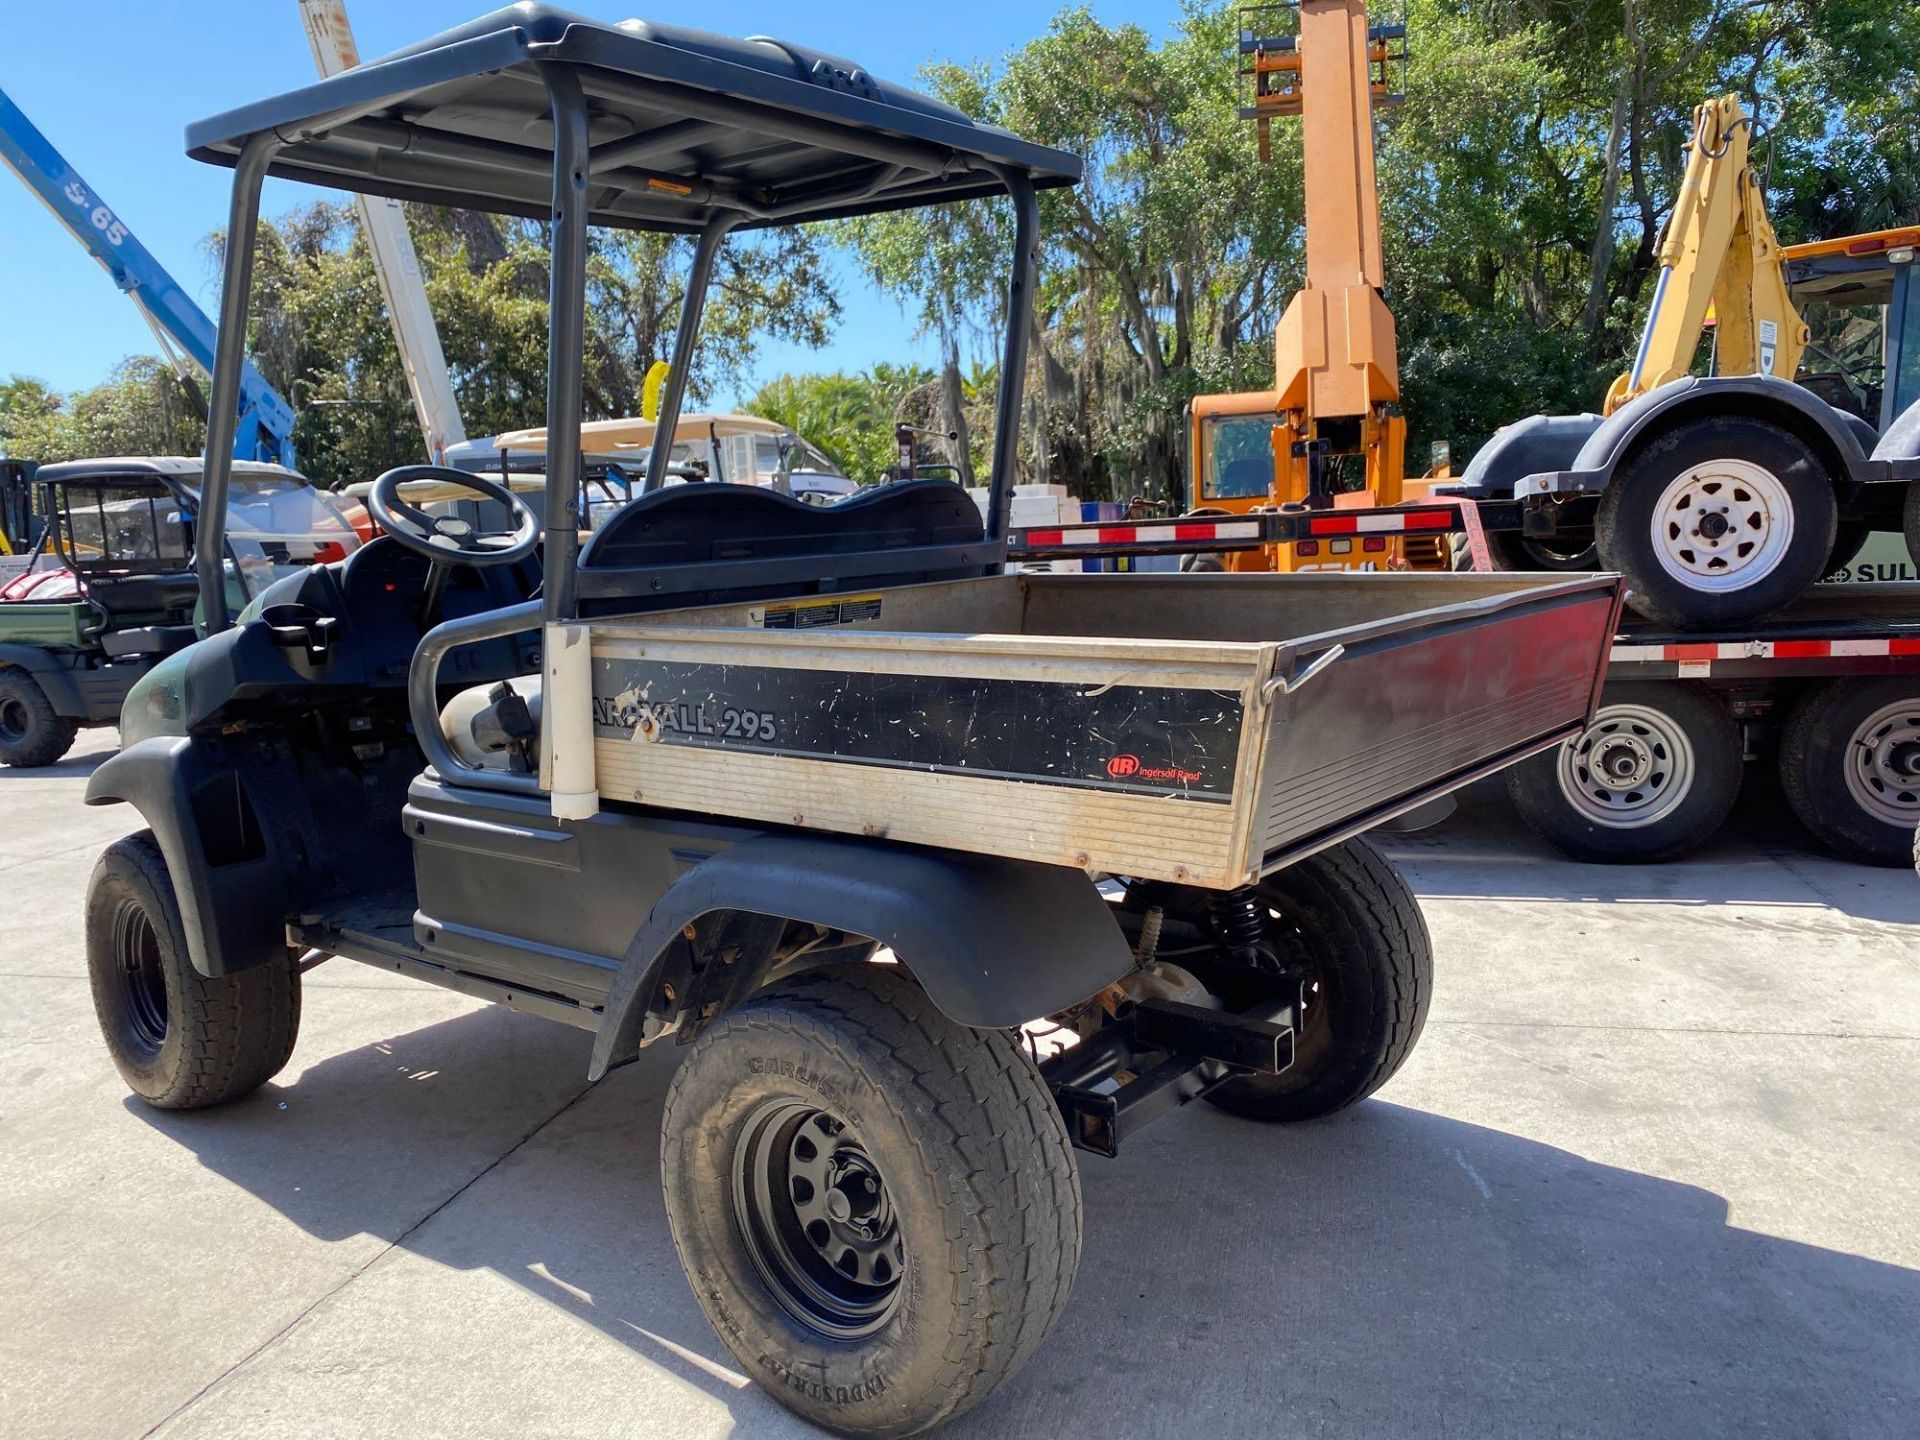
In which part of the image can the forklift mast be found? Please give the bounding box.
[1245,0,1405,465]
[1607,93,1807,414]
[1182,1,1410,566]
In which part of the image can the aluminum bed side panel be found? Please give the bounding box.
[1256,585,1621,867]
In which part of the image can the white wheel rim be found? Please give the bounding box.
[1649,458,1795,593]
[1556,703,1697,828]
[1842,698,1920,828]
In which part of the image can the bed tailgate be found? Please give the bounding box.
[1253,573,1624,871]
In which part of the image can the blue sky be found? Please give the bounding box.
[0,0,1172,411]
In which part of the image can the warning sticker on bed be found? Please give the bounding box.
[761,594,883,630]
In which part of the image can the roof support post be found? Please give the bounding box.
[538,63,592,625]
[644,215,737,494]
[982,171,1039,551]
[196,131,280,635]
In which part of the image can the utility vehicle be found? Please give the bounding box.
[82,10,1621,1434]
[0,457,356,766]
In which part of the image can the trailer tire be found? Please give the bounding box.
[1779,678,1920,866]
[85,831,301,1109]
[1201,837,1431,1122]
[1506,681,1742,863]
[1595,417,1836,630]
[0,668,78,768]
[660,965,1081,1438]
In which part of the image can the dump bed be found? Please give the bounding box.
[583,571,1623,887]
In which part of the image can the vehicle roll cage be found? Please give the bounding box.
[190,14,1069,636]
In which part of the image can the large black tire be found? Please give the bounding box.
[0,668,79,768]
[1506,681,1742,864]
[1594,417,1838,630]
[1779,678,1920,866]
[85,831,301,1109]
[1483,525,1599,572]
[1824,520,1873,579]
[1904,481,1920,572]
[1202,837,1431,1122]
[660,966,1081,1438]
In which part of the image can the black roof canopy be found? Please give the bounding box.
[186,3,1082,233]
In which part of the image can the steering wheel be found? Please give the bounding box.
[366,465,542,567]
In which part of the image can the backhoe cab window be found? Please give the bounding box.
[1201,414,1278,500]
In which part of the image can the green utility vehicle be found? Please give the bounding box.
[0,457,358,766]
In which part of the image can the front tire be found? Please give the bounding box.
[1779,678,1920,866]
[661,966,1082,1438]
[1506,681,1742,863]
[0,669,79,768]
[1198,837,1432,1122]
[85,831,301,1109]
[1595,417,1837,630]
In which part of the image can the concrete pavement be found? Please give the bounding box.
[2,730,1916,1438]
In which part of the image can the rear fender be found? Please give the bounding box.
[0,643,87,717]
[1873,394,1920,473]
[588,834,1134,1080]
[85,736,294,977]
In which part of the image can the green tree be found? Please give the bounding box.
[211,202,842,489]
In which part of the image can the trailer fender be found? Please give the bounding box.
[0,643,87,718]
[1516,377,1875,500]
[1442,412,1602,500]
[588,834,1134,1080]
[85,736,292,978]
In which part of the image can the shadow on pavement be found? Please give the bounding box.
[1381,779,1920,927]
[129,1004,1920,1439]
[0,746,111,783]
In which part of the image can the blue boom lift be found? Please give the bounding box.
[0,85,295,466]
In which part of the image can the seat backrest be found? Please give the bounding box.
[574,479,991,614]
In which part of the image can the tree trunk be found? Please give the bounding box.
[1581,2,1637,337]
[938,333,975,489]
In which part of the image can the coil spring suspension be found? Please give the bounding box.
[1211,886,1268,969]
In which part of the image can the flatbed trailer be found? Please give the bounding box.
[1013,514,1920,867]
[1503,584,1920,866]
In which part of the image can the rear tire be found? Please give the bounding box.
[1200,837,1432,1122]
[1594,417,1837,630]
[1779,678,1920,866]
[1903,481,1920,572]
[0,669,79,768]
[1484,526,1598,572]
[1506,681,1742,863]
[85,831,301,1109]
[661,966,1081,1438]
[1825,520,1872,579]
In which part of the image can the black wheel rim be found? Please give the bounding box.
[1188,889,1338,1072]
[0,697,29,744]
[732,1100,905,1340]
[113,898,169,1057]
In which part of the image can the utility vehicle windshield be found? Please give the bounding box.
[40,472,359,602]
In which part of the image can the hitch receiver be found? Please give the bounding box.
[1041,996,1296,1158]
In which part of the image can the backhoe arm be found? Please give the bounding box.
[1606,94,1807,414]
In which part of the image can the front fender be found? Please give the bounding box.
[588,834,1133,1080]
[86,736,292,977]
